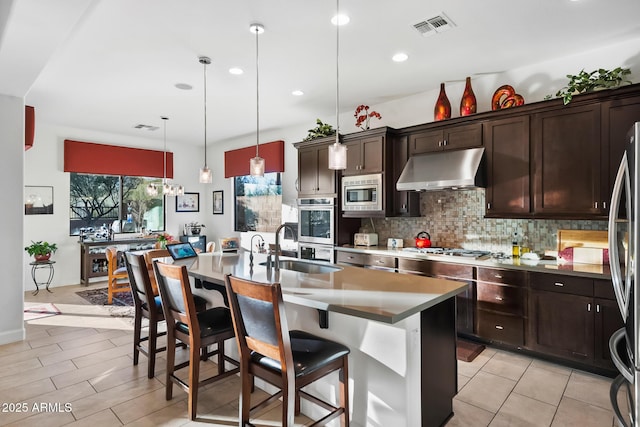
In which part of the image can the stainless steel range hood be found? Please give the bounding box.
[396,147,485,191]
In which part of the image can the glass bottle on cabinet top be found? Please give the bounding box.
[434,82,451,121]
[460,76,477,116]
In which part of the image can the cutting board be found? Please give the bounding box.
[557,230,608,264]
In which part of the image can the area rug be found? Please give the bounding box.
[457,339,485,362]
[24,303,61,321]
[75,287,134,307]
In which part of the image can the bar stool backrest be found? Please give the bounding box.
[153,261,200,339]
[124,252,154,308]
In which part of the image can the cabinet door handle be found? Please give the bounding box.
[443,139,448,146]
[595,202,598,209]
[487,203,491,210]
[596,304,600,313]
[603,201,607,209]
[377,259,384,263]
[587,303,591,312]
[495,325,504,330]
[554,282,564,287]
[495,296,503,301]
[494,274,503,279]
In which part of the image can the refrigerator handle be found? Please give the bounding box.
[610,328,634,383]
[608,152,630,320]
[610,374,633,427]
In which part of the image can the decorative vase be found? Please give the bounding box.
[434,83,451,121]
[35,253,51,262]
[460,77,477,116]
[191,226,201,235]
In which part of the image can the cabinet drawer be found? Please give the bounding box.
[431,262,473,280]
[477,268,526,286]
[477,283,525,316]
[397,258,429,275]
[594,279,616,300]
[477,310,524,346]
[336,251,367,266]
[530,272,593,296]
[366,255,396,269]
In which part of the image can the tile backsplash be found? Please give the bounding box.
[358,190,607,255]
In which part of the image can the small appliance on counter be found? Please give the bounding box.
[387,238,404,249]
[354,233,378,246]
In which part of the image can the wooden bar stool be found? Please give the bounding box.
[224,274,350,427]
[153,261,239,421]
[105,246,130,305]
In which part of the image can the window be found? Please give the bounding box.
[234,173,282,232]
[69,173,165,235]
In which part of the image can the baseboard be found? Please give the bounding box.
[0,327,25,345]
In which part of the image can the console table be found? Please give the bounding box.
[79,238,156,285]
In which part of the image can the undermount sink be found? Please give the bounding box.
[259,259,342,274]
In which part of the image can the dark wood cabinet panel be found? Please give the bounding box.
[296,142,336,197]
[343,135,384,176]
[477,267,527,286]
[530,272,593,297]
[529,290,594,361]
[477,310,524,346]
[409,123,482,155]
[601,95,640,214]
[335,251,367,266]
[391,134,420,217]
[594,298,624,368]
[532,104,602,217]
[484,116,531,217]
[477,283,525,316]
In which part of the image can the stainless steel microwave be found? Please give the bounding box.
[342,173,383,211]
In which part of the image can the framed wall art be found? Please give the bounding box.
[213,190,223,214]
[25,185,54,215]
[176,192,199,212]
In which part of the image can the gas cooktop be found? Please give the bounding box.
[402,247,491,260]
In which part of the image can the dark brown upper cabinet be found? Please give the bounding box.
[408,122,483,155]
[342,135,385,176]
[294,136,337,198]
[484,116,531,217]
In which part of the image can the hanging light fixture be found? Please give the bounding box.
[159,117,183,196]
[249,23,265,176]
[328,0,347,170]
[199,56,213,183]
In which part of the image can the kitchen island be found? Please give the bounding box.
[185,251,467,427]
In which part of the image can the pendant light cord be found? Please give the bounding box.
[203,60,208,168]
[335,0,340,144]
[255,26,260,158]
[162,117,168,182]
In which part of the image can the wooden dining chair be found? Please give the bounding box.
[153,261,239,421]
[143,249,170,295]
[124,252,166,379]
[224,274,350,427]
[105,246,130,305]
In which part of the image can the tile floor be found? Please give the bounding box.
[2,282,622,426]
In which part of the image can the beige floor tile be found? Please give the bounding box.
[563,370,612,410]
[0,339,32,356]
[50,355,133,389]
[481,350,532,381]
[182,401,244,426]
[551,396,614,427]
[0,357,44,378]
[64,409,123,427]
[0,360,76,392]
[40,340,116,366]
[88,358,159,392]
[489,393,556,427]
[458,373,471,391]
[70,342,133,369]
[0,343,62,367]
[0,377,56,403]
[59,329,127,350]
[457,350,493,378]
[123,400,191,427]
[70,377,164,420]
[112,387,187,424]
[3,410,76,427]
[529,358,573,376]
[513,365,570,406]
[447,399,494,426]
[455,371,516,413]
[29,328,98,349]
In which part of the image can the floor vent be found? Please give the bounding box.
[413,13,456,37]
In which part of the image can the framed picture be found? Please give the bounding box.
[213,190,224,214]
[25,186,54,215]
[219,237,239,252]
[176,192,199,212]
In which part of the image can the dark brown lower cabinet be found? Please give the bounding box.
[594,297,625,368]
[529,290,594,361]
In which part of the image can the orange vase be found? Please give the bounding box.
[434,83,451,121]
[460,76,477,116]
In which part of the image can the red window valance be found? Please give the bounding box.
[224,140,285,178]
[64,139,174,178]
[25,106,35,151]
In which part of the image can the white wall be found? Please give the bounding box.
[1,94,26,344]
[22,36,640,292]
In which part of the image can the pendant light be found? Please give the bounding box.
[199,56,213,184]
[328,0,347,170]
[159,117,184,196]
[249,23,265,176]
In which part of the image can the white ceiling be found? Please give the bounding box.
[3,0,640,147]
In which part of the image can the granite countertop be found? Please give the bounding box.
[336,245,612,280]
[185,251,467,324]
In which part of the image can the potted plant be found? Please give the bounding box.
[554,67,632,105]
[188,222,206,235]
[303,119,336,141]
[24,240,58,261]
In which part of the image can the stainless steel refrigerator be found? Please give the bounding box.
[609,122,639,426]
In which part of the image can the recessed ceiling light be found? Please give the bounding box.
[229,67,244,75]
[175,83,192,90]
[392,53,409,62]
[331,14,350,26]
[249,23,265,34]
[292,90,304,96]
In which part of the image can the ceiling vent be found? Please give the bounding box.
[133,124,159,131]
[413,13,456,37]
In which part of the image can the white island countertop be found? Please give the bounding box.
[185,251,467,324]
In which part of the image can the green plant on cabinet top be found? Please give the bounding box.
[553,67,632,105]
[303,119,336,141]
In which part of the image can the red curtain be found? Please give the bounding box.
[224,140,284,178]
